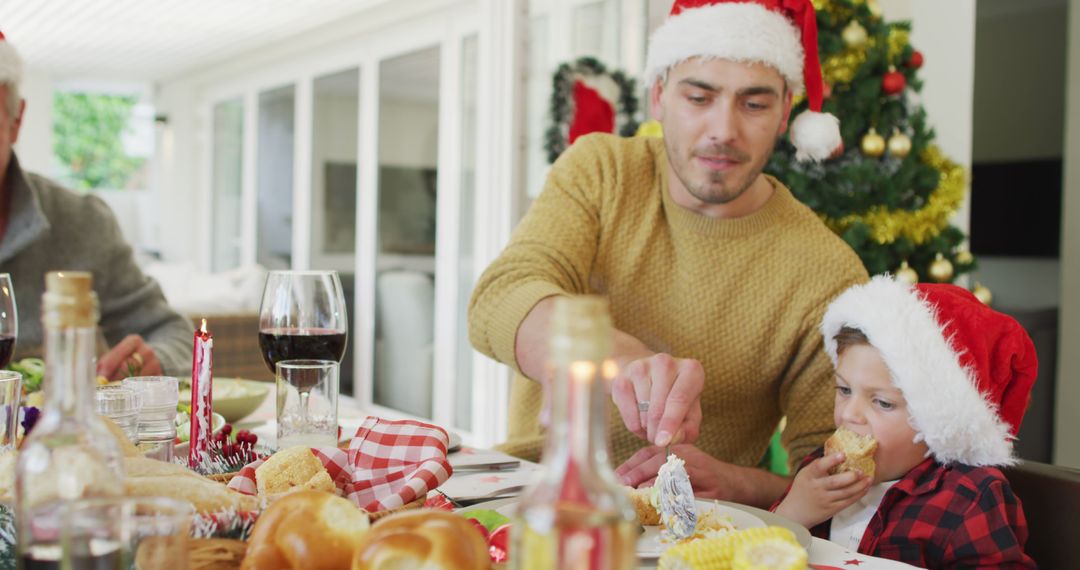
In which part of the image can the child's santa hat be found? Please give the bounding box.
[821,276,1038,467]
[644,0,841,162]
[0,31,22,86]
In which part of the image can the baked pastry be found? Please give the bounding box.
[352,509,490,570]
[624,485,660,526]
[824,427,878,480]
[255,446,337,500]
[124,456,260,513]
[242,490,371,570]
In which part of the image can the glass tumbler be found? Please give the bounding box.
[276,359,339,447]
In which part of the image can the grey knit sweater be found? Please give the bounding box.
[0,154,193,376]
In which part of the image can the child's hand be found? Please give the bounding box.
[774,452,872,529]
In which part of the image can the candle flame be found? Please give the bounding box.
[200,319,208,334]
[569,361,597,383]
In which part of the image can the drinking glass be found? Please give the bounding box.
[0,273,17,368]
[94,385,142,444]
[53,496,194,570]
[276,359,338,447]
[0,370,21,451]
[122,376,179,461]
[259,270,347,420]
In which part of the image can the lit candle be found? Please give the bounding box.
[189,319,213,469]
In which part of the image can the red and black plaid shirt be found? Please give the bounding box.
[777,449,1036,569]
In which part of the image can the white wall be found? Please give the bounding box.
[1056,0,1080,469]
[12,70,53,175]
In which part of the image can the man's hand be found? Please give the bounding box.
[615,444,794,509]
[773,453,871,529]
[97,334,164,381]
[611,353,703,447]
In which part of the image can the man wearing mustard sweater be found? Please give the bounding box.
[468,0,868,507]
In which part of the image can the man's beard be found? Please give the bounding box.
[670,142,765,205]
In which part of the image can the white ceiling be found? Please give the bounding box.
[0,0,392,81]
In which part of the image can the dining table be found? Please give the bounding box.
[235,393,919,569]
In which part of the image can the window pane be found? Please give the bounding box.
[312,69,360,258]
[211,98,244,272]
[52,91,152,191]
[373,46,440,418]
[311,67,360,397]
[256,84,296,270]
[455,34,479,431]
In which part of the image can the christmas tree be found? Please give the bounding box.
[766,0,979,290]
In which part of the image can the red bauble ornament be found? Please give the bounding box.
[882,69,906,96]
[906,50,924,69]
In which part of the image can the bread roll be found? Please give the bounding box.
[242,490,370,570]
[124,456,260,513]
[825,427,878,480]
[255,446,337,500]
[352,510,490,570]
[624,485,660,526]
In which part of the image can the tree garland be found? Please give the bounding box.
[544,57,640,164]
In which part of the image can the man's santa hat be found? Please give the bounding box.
[821,276,1038,467]
[644,0,841,162]
[0,31,22,86]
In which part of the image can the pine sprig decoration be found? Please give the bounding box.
[544,57,640,163]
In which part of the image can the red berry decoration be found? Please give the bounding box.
[906,50,924,69]
[882,68,906,96]
[221,423,233,436]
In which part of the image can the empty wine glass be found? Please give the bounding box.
[258,271,347,421]
[0,273,17,369]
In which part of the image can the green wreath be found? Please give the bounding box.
[544,57,640,164]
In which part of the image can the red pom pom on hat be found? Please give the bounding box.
[646,0,841,161]
[821,276,1038,467]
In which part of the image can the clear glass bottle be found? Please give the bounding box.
[510,296,637,570]
[16,271,126,568]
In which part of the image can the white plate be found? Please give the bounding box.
[635,500,765,558]
[457,497,811,556]
[448,431,462,453]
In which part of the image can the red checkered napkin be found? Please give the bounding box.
[227,416,453,512]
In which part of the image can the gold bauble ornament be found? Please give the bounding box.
[928,252,954,283]
[861,128,886,158]
[955,249,974,265]
[895,261,919,285]
[887,129,912,158]
[842,21,869,48]
[972,282,993,306]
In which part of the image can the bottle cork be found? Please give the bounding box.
[549,295,613,364]
[42,271,99,328]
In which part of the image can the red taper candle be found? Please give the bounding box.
[189,319,213,469]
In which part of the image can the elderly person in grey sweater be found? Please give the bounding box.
[0,32,193,378]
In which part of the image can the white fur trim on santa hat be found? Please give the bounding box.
[821,276,1016,467]
[644,3,804,92]
[0,39,21,86]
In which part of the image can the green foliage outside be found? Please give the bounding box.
[53,91,146,191]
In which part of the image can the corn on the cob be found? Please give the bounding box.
[657,526,803,570]
[731,536,808,570]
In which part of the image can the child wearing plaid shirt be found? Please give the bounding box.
[774,277,1037,568]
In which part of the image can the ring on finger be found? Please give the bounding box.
[637,401,649,413]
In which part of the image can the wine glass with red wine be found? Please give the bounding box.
[0,274,17,369]
[258,271,348,417]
